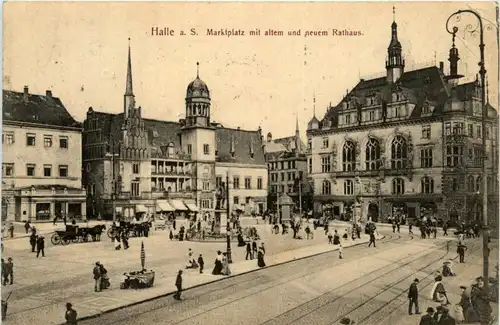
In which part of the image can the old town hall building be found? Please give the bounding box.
[307,15,498,227]
[83,43,267,222]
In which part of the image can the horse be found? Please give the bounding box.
[89,225,106,242]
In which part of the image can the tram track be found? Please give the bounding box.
[79,234,408,325]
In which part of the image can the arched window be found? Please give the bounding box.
[421,177,434,194]
[391,136,408,169]
[344,180,354,195]
[365,138,381,170]
[467,175,475,192]
[322,180,331,195]
[342,141,356,171]
[392,178,405,194]
[476,176,482,193]
[167,142,175,158]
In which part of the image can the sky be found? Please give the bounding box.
[3,2,499,140]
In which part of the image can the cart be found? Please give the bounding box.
[120,270,155,289]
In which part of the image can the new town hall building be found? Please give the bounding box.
[83,44,268,223]
[306,16,498,226]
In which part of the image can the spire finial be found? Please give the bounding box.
[313,91,316,117]
[393,6,396,22]
[196,62,200,78]
[295,112,299,133]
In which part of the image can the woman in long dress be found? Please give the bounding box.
[430,275,449,305]
[459,285,480,323]
[221,253,231,275]
[257,248,266,268]
[212,251,223,275]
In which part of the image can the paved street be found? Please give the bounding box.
[2,219,373,325]
[74,233,497,325]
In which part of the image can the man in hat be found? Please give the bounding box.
[36,235,45,258]
[471,276,492,325]
[457,243,467,263]
[174,270,183,300]
[93,262,102,292]
[408,278,420,315]
[419,307,435,325]
[65,302,77,325]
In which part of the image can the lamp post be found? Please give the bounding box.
[446,9,490,294]
[106,140,120,223]
[226,173,233,264]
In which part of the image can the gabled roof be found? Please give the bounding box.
[3,89,81,129]
[215,127,266,165]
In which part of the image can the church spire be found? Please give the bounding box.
[196,62,200,78]
[124,38,136,117]
[386,6,404,83]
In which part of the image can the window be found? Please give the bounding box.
[365,138,381,170]
[391,136,408,169]
[131,182,140,197]
[59,136,68,149]
[3,132,14,144]
[26,133,36,146]
[44,135,53,147]
[233,196,239,204]
[421,125,431,139]
[58,165,68,177]
[421,177,434,194]
[322,138,329,149]
[422,103,431,114]
[26,164,35,176]
[446,145,463,167]
[344,180,354,195]
[187,144,192,155]
[451,178,459,192]
[233,176,240,189]
[287,161,291,169]
[246,197,251,204]
[203,144,210,155]
[322,180,331,195]
[280,162,284,169]
[420,148,433,168]
[281,173,285,181]
[308,158,312,174]
[475,176,482,193]
[468,124,474,137]
[245,177,251,189]
[477,125,482,138]
[308,139,312,150]
[257,177,263,190]
[132,163,140,174]
[368,111,375,121]
[321,155,331,173]
[392,178,405,194]
[445,122,451,135]
[342,141,356,171]
[216,176,222,188]
[201,199,211,209]
[43,165,52,177]
[2,163,14,177]
[345,114,351,124]
[474,148,483,166]
[203,181,210,191]
[468,149,474,162]
[468,175,475,192]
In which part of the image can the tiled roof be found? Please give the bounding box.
[3,89,81,128]
[320,66,456,128]
[88,110,266,165]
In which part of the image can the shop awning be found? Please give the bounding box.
[169,200,188,211]
[184,202,199,212]
[136,204,148,213]
[157,201,175,212]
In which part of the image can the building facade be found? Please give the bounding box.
[264,119,313,214]
[306,16,498,226]
[83,45,267,222]
[2,87,87,222]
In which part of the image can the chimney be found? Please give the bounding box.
[439,61,444,73]
[46,90,52,98]
[23,85,29,102]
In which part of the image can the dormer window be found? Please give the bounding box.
[422,103,431,115]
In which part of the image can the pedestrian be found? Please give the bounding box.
[333,230,340,245]
[328,232,333,244]
[419,307,435,325]
[259,242,266,255]
[392,221,396,233]
[459,285,479,323]
[338,244,343,259]
[437,306,456,324]
[36,235,45,258]
[1,259,8,286]
[257,248,266,268]
[443,223,448,236]
[457,243,467,263]
[24,221,31,234]
[471,276,492,325]
[122,232,129,250]
[408,278,420,315]
[30,233,37,252]
[198,254,204,274]
[8,223,14,238]
[396,221,400,233]
[430,275,449,305]
[93,262,102,292]
[409,223,413,235]
[174,270,183,300]
[245,241,253,260]
[99,263,110,289]
[169,229,174,240]
[4,258,13,285]
[252,240,257,257]
[368,232,376,247]
[65,302,78,325]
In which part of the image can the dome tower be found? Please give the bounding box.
[185,62,211,127]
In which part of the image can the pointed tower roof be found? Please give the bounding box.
[388,6,402,50]
[307,93,319,130]
[125,38,134,96]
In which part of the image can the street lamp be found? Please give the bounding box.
[446,9,490,293]
[106,140,120,223]
[225,173,233,264]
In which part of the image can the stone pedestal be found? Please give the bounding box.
[278,194,294,222]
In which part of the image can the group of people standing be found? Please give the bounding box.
[92,261,110,292]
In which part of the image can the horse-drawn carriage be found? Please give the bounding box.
[107,221,152,239]
[51,224,106,245]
